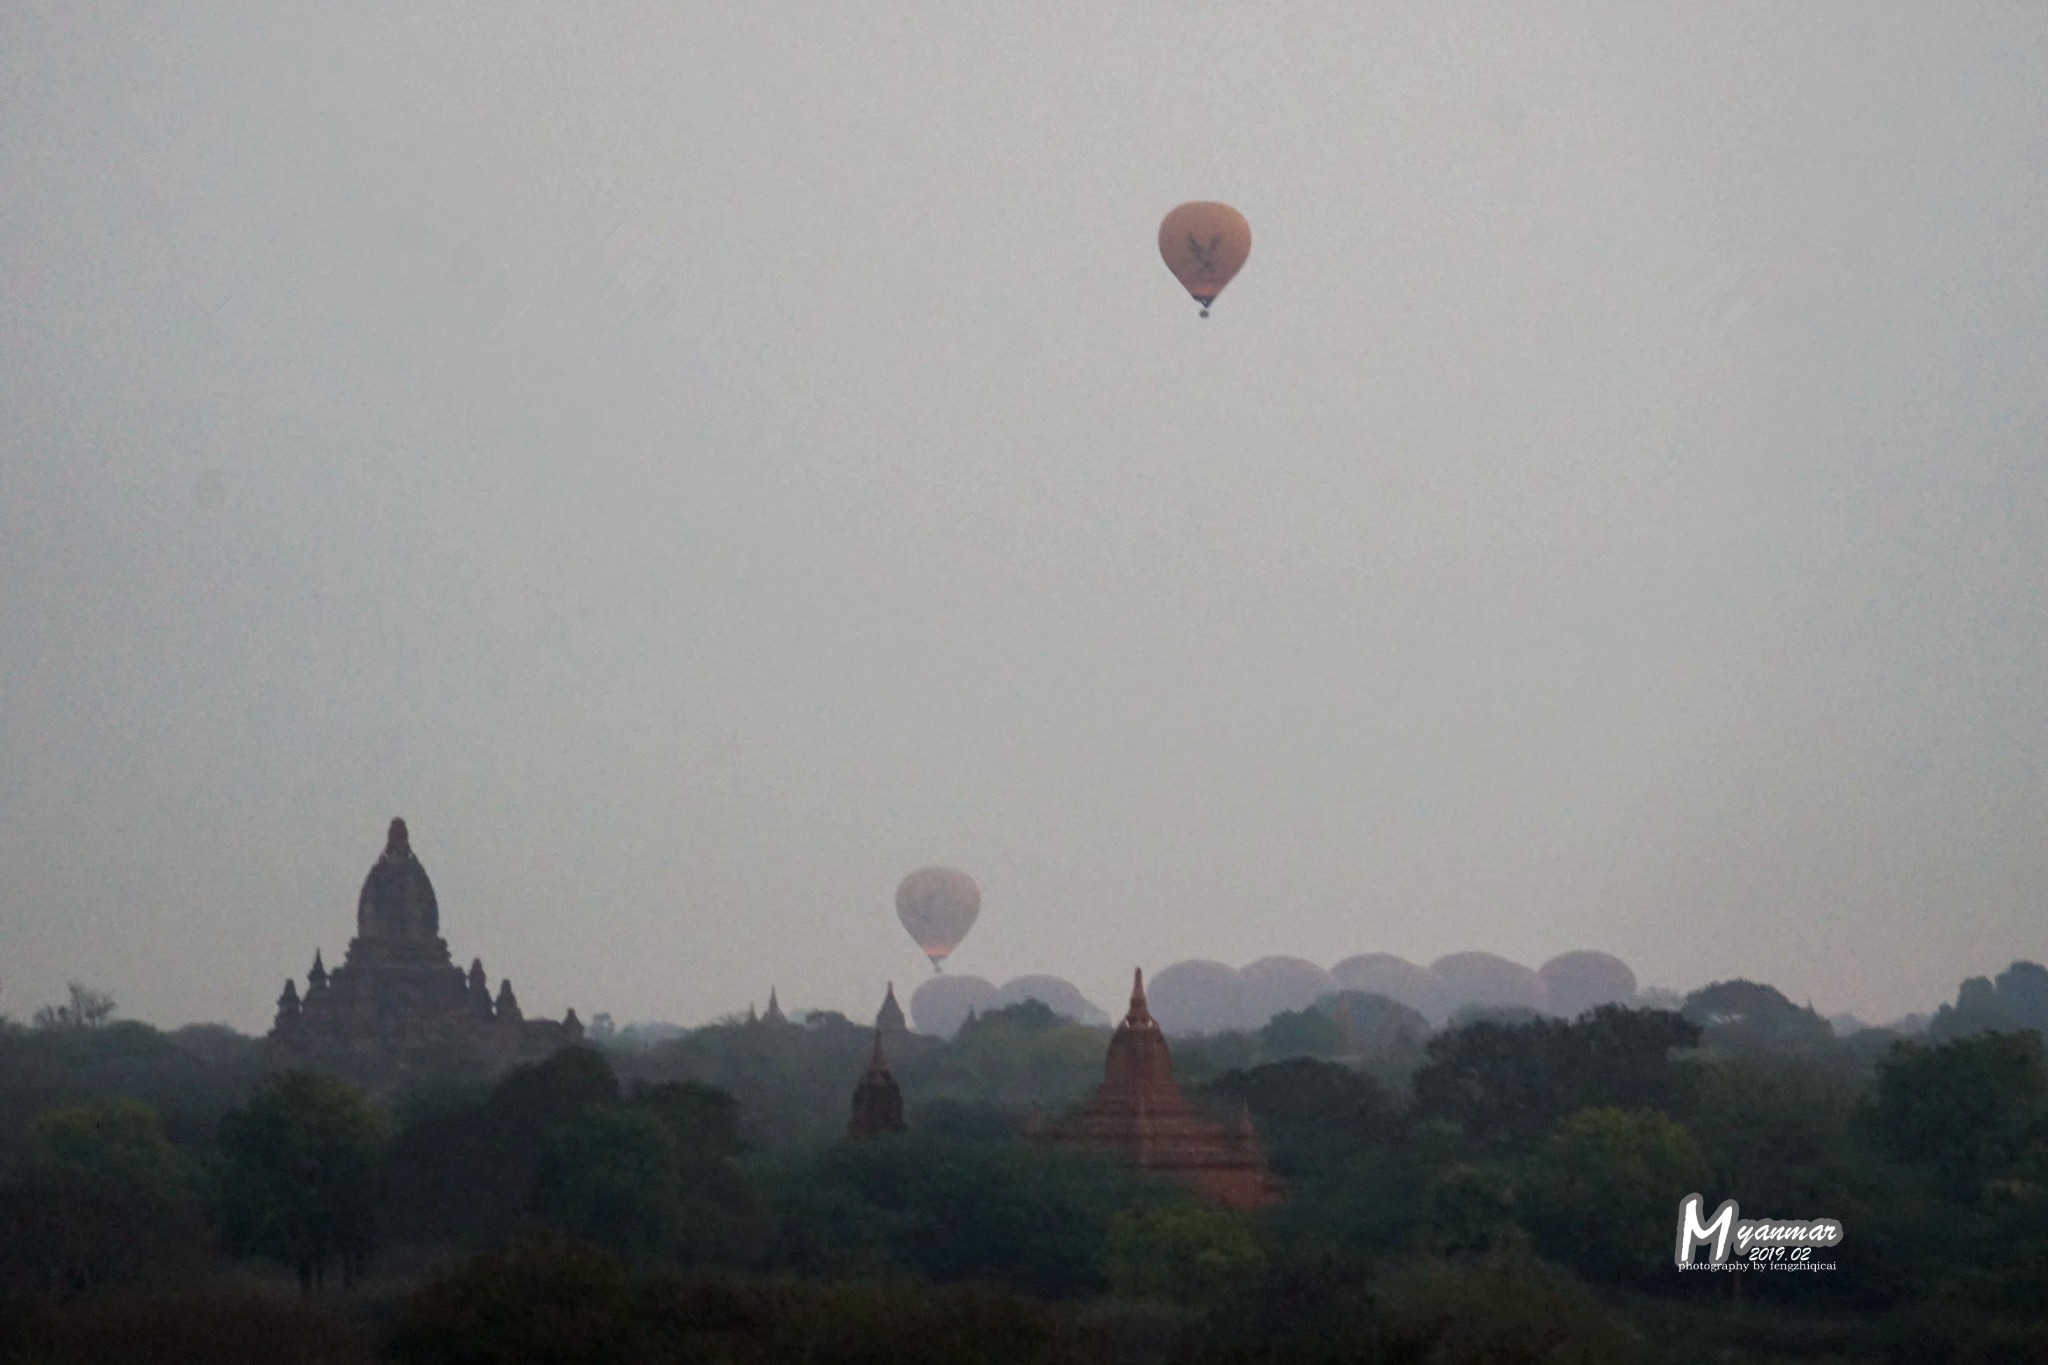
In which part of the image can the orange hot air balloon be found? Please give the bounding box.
[1159,201,1251,317]
[896,867,980,973]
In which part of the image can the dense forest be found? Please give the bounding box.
[2,965,2046,1364]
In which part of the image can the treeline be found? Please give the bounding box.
[1,973,2045,1363]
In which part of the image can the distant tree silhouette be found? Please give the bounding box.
[1414,1007,1699,1143]
[1870,1031,2048,1198]
[1928,961,2048,1041]
[1682,980,1832,1049]
[1523,1107,1709,1285]
[1199,1058,1404,1173]
[32,983,116,1032]
[218,1071,388,1292]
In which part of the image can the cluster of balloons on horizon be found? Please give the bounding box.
[905,951,1638,1039]
[894,867,1124,1033]
[882,201,1254,1006]
[881,214,1648,1038]
[1142,951,1638,1036]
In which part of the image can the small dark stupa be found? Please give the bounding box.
[847,1027,906,1138]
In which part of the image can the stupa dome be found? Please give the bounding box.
[357,817,441,943]
[1102,969,1174,1088]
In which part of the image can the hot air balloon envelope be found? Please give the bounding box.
[1158,201,1251,315]
[1241,956,1339,1027]
[998,975,1108,1025]
[1146,959,1250,1035]
[1432,952,1550,1015]
[896,867,980,972]
[1331,954,1454,1024]
[1539,951,1638,1019]
[910,974,999,1036]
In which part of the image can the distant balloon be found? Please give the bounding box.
[1331,954,1454,1024]
[1432,952,1550,1015]
[1146,960,1249,1035]
[910,974,999,1037]
[1539,952,1638,1019]
[1158,201,1251,317]
[1241,956,1340,1026]
[896,867,980,972]
[997,975,1107,1025]
[1325,990,1435,1050]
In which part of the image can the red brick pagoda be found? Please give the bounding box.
[1036,969,1284,1210]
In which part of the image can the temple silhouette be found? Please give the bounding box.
[269,818,582,1063]
[875,980,908,1037]
[847,1028,906,1138]
[1035,968,1285,1210]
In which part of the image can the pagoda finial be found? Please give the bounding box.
[1125,968,1155,1027]
[764,987,787,1026]
[869,1027,890,1070]
[385,817,410,855]
[876,981,908,1033]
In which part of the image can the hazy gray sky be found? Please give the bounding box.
[5,4,2045,1031]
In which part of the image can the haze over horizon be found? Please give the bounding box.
[5,4,2046,1033]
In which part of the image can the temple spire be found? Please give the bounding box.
[847,1026,906,1138]
[1125,968,1156,1028]
[876,981,908,1034]
[1028,965,1284,1209]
